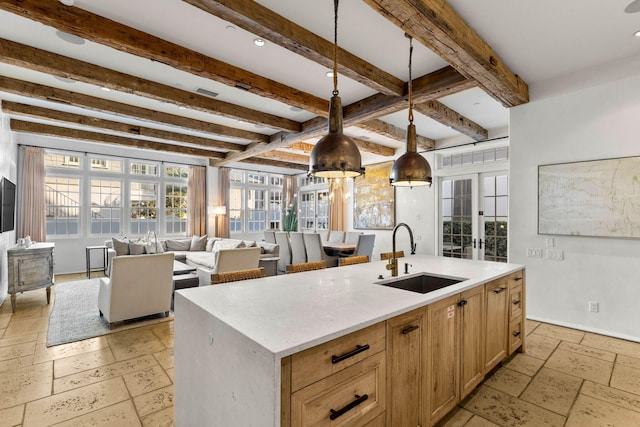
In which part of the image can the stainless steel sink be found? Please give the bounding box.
[375,273,467,294]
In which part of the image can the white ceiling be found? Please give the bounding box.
[0,0,638,173]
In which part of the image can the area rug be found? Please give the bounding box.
[46,279,172,347]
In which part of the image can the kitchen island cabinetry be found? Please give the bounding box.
[175,256,525,427]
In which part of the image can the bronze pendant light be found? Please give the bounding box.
[389,35,432,187]
[309,0,364,178]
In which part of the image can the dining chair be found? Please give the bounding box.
[345,231,363,244]
[286,261,326,274]
[338,255,369,266]
[288,232,307,265]
[380,250,405,260]
[275,232,292,273]
[264,230,276,244]
[353,234,375,259]
[303,232,337,267]
[211,268,265,284]
[328,230,345,243]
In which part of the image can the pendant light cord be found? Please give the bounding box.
[407,35,414,124]
[333,0,339,96]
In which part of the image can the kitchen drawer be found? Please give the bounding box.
[509,319,523,355]
[291,352,386,427]
[507,271,524,289]
[291,322,385,391]
[509,285,523,321]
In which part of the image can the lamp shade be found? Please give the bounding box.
[390,123,432,187]
[310,94,364,178]
[212,205,226,215]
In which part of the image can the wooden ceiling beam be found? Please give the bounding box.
[0,76,268,143]
[184,0,404,96]
[210,156,308,171]
[0,38,300,133]
[357,119,435,151]
[10,119,226,159]
[0,0,329,116]
[414,101,488,141]
[213,66,471,166]
[363,0,528,107]
[288,142,315,153]
[257,150,309,164]
[1,101,246,152]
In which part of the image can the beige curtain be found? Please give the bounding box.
[328,178,345,231]
[218,168,230,238]
[18,146,46,242]
[186,166,206,237]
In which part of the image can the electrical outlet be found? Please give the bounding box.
[527,248,543,258]
[547,249,564,260]
[588,301,599,313]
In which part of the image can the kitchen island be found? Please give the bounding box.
[175,255,525,426]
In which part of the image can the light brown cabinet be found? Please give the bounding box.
[281,268,525,427]
[385,307,427,427]
[7,243,55,312]
[459,285,485,399]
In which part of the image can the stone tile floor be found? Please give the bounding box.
[2,273,640,426]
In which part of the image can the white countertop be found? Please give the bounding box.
[177,255,523,359]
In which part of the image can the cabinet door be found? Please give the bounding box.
[459,285,485,399]
[426,294,460,425]
[386,307,426,427]
[484,278,508,372]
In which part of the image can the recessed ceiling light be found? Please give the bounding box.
[359,135,370,140]
[56,30,85,45]
[473,102,481,106]
[253,38,266,47]
[325,71,334,78]
[195,87,219,98]
[59,0,75,6]
[290,106,303,112]
[634,29,640,37]
[226,25,236,31]
[101,87,111,92]
[255,124,266,129]
[178,106,187,110]
[625,0,640,13]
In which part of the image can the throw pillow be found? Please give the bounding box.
[206,238,219,252]
[237,240,247,248]
[112,237,129,256]
[190,235,207,252]
[129,242,146,255]
[166,239,191,251]
[211,239,242,252]
[244,240,257,247]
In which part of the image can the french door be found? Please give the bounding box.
[298,190,329,232]
[439,172,508,262]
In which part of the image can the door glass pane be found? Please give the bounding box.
[483,175,508,262]
[441,178,473,259]
[496,175,508,195]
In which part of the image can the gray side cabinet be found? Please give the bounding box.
[7,242,55,312]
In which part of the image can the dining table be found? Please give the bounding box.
[322,242,356,256]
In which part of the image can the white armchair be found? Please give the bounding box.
[98,252,175,326]
[197,247,262,285]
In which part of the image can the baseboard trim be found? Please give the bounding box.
[527,315,640,344]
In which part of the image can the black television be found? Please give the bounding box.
[1,177,16,233]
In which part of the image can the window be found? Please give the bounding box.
[90,179,121,235]
[229,169,283,233]
[165,183,187,234]
[130,182,158,234]
[45,176,80,236]
[44,150,190,238]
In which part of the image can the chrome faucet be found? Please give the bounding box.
[386,222,416,277]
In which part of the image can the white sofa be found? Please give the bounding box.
[105,236,280,278]
[98,252,174,326]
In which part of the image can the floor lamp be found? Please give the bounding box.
[210,205,226,237]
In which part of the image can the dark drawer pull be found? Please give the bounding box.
[513,300,521,305]
[493,287,507,294]
[402,325,419,334]
[458,299,468,307]
[329,394,368,420]
[514,277,523,281]
[513,331,521,337]
[331,344,370,364]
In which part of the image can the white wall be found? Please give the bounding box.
[0,113,18,305]
[510,54,640,341]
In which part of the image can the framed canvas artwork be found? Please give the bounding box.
[538,156,640,238]
[353,161,395,230]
